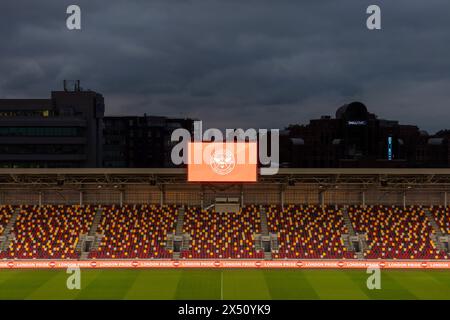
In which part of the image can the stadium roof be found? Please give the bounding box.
[1,168,450,189]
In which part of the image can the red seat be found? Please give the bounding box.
[180,205,265,259]
[5,205,95,259]
[349,205,448,259]
[267,204,356,259]
[89,204,176,259]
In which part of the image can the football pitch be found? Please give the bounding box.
[0,269,449,300]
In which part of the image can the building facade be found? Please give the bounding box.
[0,81,104,168]
[280,102,450,168]
[1,85,449,169]
[0,82,194,168]
[103,115,194,168]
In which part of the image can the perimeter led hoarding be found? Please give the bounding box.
[187,142,257,182]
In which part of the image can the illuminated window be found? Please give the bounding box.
[387,136,393,160]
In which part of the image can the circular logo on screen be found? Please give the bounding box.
[209,149,235,175]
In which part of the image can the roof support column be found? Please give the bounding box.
[160,184,165,206]
[79,191,83,206]
[362,191,366,207]
[445,191,447,207]
[119,190,123,207]
[319,190,325,208]
[39,192,42,206]
[403,191,406,209]
[280,184,285,211]
[200,185,205,209]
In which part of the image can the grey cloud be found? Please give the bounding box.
[0,0,449,132]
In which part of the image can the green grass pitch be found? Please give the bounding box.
[0,269,449,300]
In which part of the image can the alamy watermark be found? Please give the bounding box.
[366,267,381,290]
[66,266,81,290]
[170,121,280,175]
[66,5,381,31]
[66,5,81,30]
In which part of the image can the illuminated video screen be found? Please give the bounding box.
[187,142,257,182]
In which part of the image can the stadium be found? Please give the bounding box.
[2,0,450,312]
[1,167,450,299]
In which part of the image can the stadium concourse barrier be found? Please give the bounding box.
[1,259,450,269]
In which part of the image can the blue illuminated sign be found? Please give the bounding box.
[387,136,393,160]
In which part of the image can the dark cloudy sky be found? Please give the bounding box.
[1,0,449,132]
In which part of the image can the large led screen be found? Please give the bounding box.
[187,142,257,182]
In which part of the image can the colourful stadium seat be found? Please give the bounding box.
[4,205,95,259]
[267,204,356,259]
[430,205,450,235]
[349,205,448,259]
[89,204,176,259]
[0,203,448,261]
[181,205,264,259]
[0,205,14,236]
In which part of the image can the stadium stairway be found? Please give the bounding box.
[75,207,104,260]
[341,207,356,252]
[341,234,351,250]
[89,207,103,236]
[260,206,274,259]
[181,234,191,251]
[264,232,277,260]
[167,207,189,259]
[353,234,368,260]
[426,209,444,237]
[175,207,185,236]
[0,233,15,252]
[78,234,104,260]
[0,207,20,252]
[76,233,87,257]
[260,206,269,236]
[342,206,368,259]
[269,233,279,252]
[264,252,272,260]
[425,209,448,253]
[3,207,20,236]
[90,234,104,252]
[342,207,356,237]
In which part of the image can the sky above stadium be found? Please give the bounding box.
[1,0,450,132]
